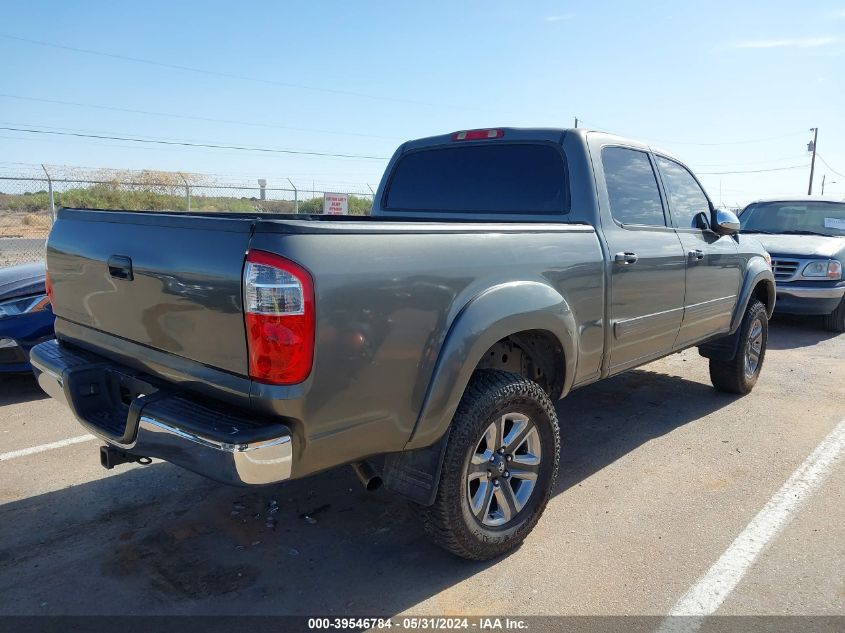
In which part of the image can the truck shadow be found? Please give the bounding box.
[766,314,841,350]
[0,373,48,406]
[554,368,733,495]
[0,369,734,616]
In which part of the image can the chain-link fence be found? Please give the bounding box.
[0,169,374,267]
[0,177,53,268]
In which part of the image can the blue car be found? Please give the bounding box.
[0,262,55,373]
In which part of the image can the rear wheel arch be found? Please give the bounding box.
[474,329,567,400]
[384,284,576,506]
[406,282,578,451]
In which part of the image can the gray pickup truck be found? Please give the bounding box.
[32,128,775,560]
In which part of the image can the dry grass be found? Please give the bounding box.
[0,210,51,238]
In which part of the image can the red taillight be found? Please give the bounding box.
[451,129,504,141]
[45,267,53,304]
[243,250,315,385]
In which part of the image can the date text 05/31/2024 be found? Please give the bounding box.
[307,617,530,630]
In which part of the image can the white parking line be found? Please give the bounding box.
[659,416,845,632]
[0,434,97,462]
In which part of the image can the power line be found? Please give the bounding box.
[0,125,389,160]
[0,92,401,141]
[650,131,807,147]
[691,155,806,168]
[816,154,845,179]
[0,120,393,163]
[0,33,493,114]
[0,131,390,174]
[576,118,807,147]
[697,164,809,175]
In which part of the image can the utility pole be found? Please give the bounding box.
[820,176,837,196]
[807,127,818,195]
[821,174,826,195]
[574,116,579,128]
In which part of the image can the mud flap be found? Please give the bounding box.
[698,328,742,362]
[383,432,450,506]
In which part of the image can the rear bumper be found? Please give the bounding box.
[774,283,845,315]
[30,339,292,486]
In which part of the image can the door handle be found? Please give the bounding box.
[614,252,639,265]
[107,255,134,280]
[688,249,705,261]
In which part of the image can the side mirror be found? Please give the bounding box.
[712,208,740,236]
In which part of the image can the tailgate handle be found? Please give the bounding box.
[108,255,134,281]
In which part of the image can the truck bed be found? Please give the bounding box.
[46,206,605,476]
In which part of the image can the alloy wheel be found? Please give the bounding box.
[466,412,542,527]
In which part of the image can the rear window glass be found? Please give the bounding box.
[383,143,568,214]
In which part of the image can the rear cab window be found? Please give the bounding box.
[383,143,569,215]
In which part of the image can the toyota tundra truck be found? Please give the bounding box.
[31,128,775,560]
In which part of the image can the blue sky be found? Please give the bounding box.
[1,0,844,204]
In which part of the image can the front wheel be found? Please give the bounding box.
[709,299,768,394]
[418,370,560,560]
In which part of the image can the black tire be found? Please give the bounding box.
[709,299,768,394]
[418,369,560,560]
[822,297,845,333]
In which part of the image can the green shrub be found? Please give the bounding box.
[0,185,371,215]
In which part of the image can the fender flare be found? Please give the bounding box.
[404,280,578,451]
[730,257,775,333]
[700,257,775,361]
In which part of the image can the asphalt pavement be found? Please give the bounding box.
[0,238,45,267]
[0,315,842,618]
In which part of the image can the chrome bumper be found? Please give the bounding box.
[133,415,292,485]
[776,284,845,300]
[31,340,292,486]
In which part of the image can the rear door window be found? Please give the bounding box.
[601,147,667,226]
[383,143,568,214]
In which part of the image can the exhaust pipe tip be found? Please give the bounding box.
[351,461,383,491]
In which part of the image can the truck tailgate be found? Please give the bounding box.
[47,209,253,375]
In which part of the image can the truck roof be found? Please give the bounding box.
[401,127,572,151]
[743,196,845,206]
[399,127,684,163]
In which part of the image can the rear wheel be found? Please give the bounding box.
[709,299,768,394]
[418,370,560,560]
[822,297,845,333]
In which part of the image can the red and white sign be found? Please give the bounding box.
[323,193,348,215]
